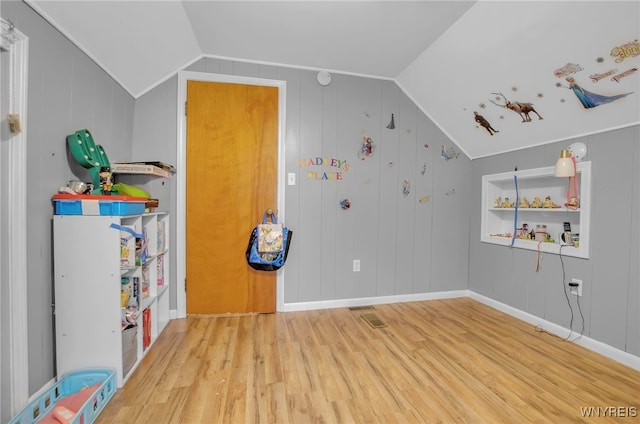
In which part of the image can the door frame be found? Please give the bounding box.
[176,71,287,318]
[1,18,29,417]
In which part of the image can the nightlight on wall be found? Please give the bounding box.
[554,142,587,177]
[555,149,575,177]
[554,142,586,210]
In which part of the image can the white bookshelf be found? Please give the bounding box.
[53,212,170,387]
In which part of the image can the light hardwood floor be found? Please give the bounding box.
[96,298,639,423]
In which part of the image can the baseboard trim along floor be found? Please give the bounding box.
[276,289,639,371]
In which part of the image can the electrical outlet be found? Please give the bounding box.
[569,278,582,296]
[353,259,360,272]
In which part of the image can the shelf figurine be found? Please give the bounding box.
[565,196,580,210]
[543,195,560,208]
[494,196,502,208]
[519,223,531,239]
[518,197,530,208]
[531,196,543,208]
[501,197,513,208]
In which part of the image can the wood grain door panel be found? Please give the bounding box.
[186,81,278,314]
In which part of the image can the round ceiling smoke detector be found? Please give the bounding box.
[316,71,332,86]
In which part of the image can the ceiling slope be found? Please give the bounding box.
[26,0,202,97]
[24,1,639,159]
[398,1,640,158]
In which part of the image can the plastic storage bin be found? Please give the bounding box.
[9,368,116,424]
[53,194,146,216]
[122,326,138,377]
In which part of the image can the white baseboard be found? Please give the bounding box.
[280,290,469,312]
[468,291,640,371]
[281,289,639,371]
[26,377,55,403]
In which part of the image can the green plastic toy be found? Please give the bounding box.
[66,129,114,195]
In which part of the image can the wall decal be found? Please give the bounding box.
[445,188,456,196]
[424,144,429,149]
[441,145,460,161]
[473,111,499,136]
[489,92,544,123]
[589,68,618,83]
[364,110,370,118]
[358,132,376,160]
[554,62,584,78]
[611,67,637,83]
[305,171,343,181]
[419,195,431,204]
[562,76,632,109]
[421,162,427,175]
[386,114,395,129]
[610,39,640,63]
[339,199,351,210]
[387,162,395,168]
[298,156,350,181]
[402,179,411,198]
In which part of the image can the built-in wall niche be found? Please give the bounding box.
[481,162,591,259]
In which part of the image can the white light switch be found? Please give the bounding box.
[288,173,296,186]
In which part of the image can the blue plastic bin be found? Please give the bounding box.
[53,194,146,216]
[9,368,116,424]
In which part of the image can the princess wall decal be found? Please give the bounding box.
[564,76,632,109]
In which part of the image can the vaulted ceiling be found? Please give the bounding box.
[25,1,639,159]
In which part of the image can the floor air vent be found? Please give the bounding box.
[361,313,387,328]
[348,305,375,311]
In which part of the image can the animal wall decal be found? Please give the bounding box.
[489,92,543,123]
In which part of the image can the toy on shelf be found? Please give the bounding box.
[565,195,580,210]
[66,129,112,195]
[501,197,514,208]
[494,196,502,208]
[530,196,543,208]
[543,195,560,208]
[518,197,530,208]
[66,129,155,199]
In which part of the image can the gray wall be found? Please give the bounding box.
[469,126,640,356]
[2,1,135,396]
[131,57,472,310]
[4,0,638,412]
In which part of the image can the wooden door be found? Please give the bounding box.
[186,81,278,314]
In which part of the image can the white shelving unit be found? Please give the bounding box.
[481,162,591,259]
[53,212,170,387]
